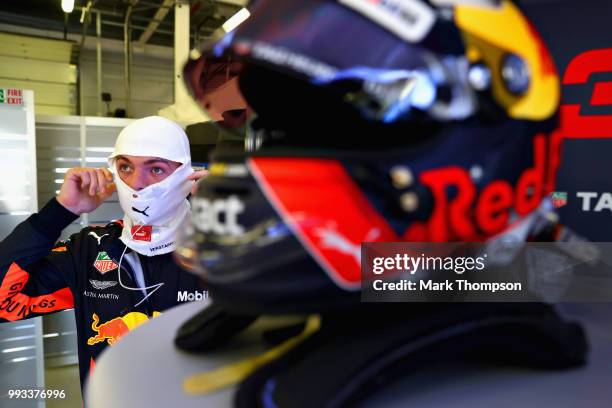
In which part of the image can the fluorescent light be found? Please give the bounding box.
[0,334,34,342]
[62,0,75,13]
[12,324,35,330]
[86,157,109,163]
[222,8,250,33]
[10,356,34,363]
[87,147,114,152]
[2,345,35,353]
[54,158,80,162]
[54,156,106,166]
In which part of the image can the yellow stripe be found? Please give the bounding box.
[183,315,321,395]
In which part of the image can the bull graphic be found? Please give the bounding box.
[87,311,160,346]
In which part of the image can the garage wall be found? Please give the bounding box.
[79,48,174,118]
[0,28,175,119]
[0,32,77,116]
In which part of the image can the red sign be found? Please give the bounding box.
[0,88,23,106]
[560,48,612,139]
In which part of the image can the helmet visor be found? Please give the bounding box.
[183,0,478,139]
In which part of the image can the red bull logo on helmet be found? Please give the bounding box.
[249,132,561,289]
[415,133,560,241]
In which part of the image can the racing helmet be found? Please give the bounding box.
[175,0,564,313]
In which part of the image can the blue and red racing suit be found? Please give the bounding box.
[0,198,205,390]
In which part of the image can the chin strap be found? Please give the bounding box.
[175,303,587,407]
[181,312,320,396]
[235,303,587,408]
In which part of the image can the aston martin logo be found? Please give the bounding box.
[89,280,118,290]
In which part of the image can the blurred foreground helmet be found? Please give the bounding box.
[172,4,588,405]
[184,0,559,136]
[176,0,565,313]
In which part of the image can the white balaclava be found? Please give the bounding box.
[108,116,194,256]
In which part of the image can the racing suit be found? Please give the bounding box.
[0,198,203,390]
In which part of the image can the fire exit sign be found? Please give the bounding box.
[0,88,24,106]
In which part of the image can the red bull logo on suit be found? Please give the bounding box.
[87,311,160,346]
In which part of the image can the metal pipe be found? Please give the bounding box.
[78,2,92,50]
[124,3,134,118]
[137,0,175,46]
[76,6,173,26]
[63,13,68,40]
[77,4,93,116]
[96,11,103,116]
[102,19,173,35]
[174,0,190,106]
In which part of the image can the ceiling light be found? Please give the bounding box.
[222,8,250,33]
[61,0,75,13]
